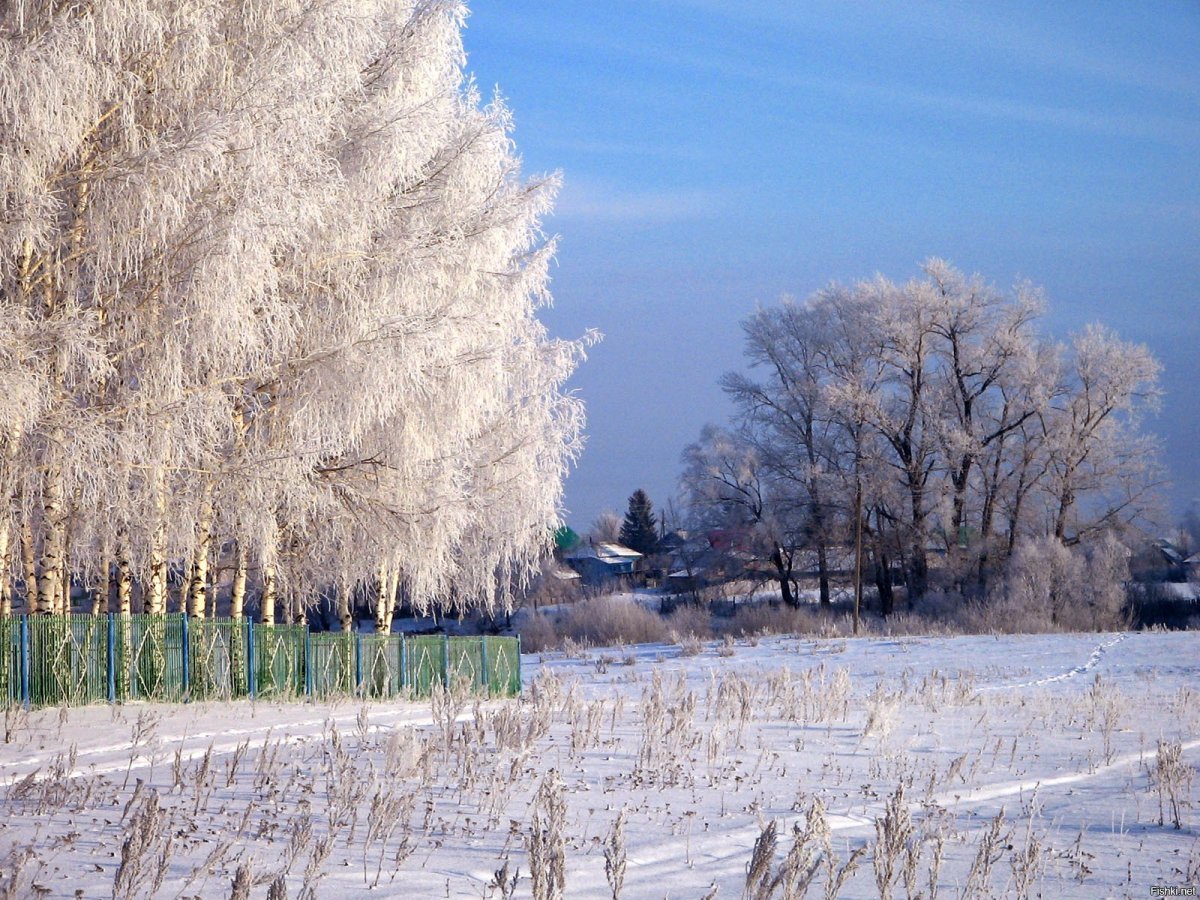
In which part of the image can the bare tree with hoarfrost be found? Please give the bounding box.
[1042,325,1162,546]
[0,1,586,620]
[589,511,623,545]
[680,424,804,607]
[692,259,1163,616]
[722,300,840,605]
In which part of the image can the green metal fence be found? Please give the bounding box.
[0,613,521,709]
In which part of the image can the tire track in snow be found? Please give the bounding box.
[929,736,1200,806]
[0,704,486,789]
[540,733,1200,899]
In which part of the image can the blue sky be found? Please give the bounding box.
[463,1,1200,532]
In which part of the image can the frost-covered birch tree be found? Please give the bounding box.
[0,0,586,619]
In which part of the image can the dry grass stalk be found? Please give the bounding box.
[1009,790,1045,900]
[112,789,173,900]
[488,860,520,899]
[604,809,628,900]
[872,784,913,897]
[743,819,778,900]
[229,861,253,900]
[1150,738,1192,829]
[527,770,567,900]
[959,809,1009,898]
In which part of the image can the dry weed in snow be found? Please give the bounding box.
[0,631,1196,897]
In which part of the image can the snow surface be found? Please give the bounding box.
[1,631,1197,898]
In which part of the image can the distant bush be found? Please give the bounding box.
[520,597,673,651]
[666,604,712,640]
[959,535,1132,634]
[715,603,850,639]
[518,611,562,653]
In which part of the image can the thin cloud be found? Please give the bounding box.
[540,7,1199,146]
[541,136,710,163]
[554,182,724,223]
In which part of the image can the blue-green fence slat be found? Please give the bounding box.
[0,614,520,710]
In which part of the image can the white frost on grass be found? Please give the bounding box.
[1,631,1197,898]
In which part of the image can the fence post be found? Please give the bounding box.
[107,613,116,704]
[19,615,30,710]
[181,613,190,701]
[354,631,363,696]
[247,616,256,700]
[481,636,489,694]
[441,633,450,687]
[399,635,407,692]
[516,633,522,695]
[304,627,312,699]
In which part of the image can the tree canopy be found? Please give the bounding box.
[683,260,1161,608]
[0,0,588,621]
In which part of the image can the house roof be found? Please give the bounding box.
[1155,539,1185,565]
[563,540,643,562]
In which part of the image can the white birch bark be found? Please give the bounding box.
[261,565,277,626]
[146,469,168,616]
[230,540,247,621]
[115,535,133,616]
[186,487,214,618]
[20,516,37,613]
[36,429,66,615]
[336,575,353,633]
[0,524,10,617]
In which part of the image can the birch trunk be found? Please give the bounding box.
[186,488,215,618]
[260,513,281,624]
[230,540,247,621]
[261,564,277,624]
[91,545,109,615]
[89,557,108,615]
[60,529,71,615]
[337,576,353,632]
[386,568,399,633]
[146,469,168,615]
[206,540,219,618]
[0,524,10,617]
[37,430,67,615]
[21,516,37,612]
[116,544,133,615]
[375,561,391,633]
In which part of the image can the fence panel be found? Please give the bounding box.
[486,637,522,697]
[447,636,484,691]
[309,632,355,699]
[404,636,446,696]
[254,624,305,698]
[188,617,246,701]
[0,615,521,708]
[28,614,108,707]
[123,615,185,702]
[0,617,13,704]
[361,634,402,698]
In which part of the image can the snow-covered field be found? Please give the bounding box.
[1,631,1197,898]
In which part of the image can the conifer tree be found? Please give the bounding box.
[619,490,659,556]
